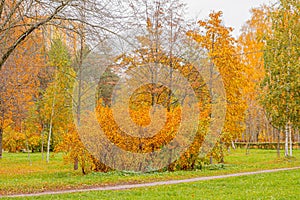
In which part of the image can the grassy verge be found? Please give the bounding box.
[7,168,300,200]
[0,149,299,195]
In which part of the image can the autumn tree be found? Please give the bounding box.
[0,29,44,158]
[0,0,125,70]
[101,0,214,171]
[187,11,247,162]
[238,6,276,153]
[37,38,75,162]
[121,0,187,109]
[261,0,300,157]
[0,0,127,159]
[55,20,115,171]
[0,0,72,69]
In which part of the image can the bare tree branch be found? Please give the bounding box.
[0,0,72,69]
[0,0,5,19]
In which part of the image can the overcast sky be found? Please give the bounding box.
[183,0,276,37]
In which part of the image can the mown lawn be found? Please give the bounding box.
[7,168,300,200]
[0,149,299,196]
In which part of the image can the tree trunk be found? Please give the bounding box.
[47,67,57,163]
[74,157,79,170]
[23,124,32,165]
[73,34,84,171]
[46,89,56,163]
[47,98,56,163]
[277,129,280,158]
[289,124,292,156]
[295,129,300,143]
[231,140,236,149]
[219,141,224,163]
[0,127,3,159]
[285,123,289,157]
[46,122,53,163]
[41,130,44,160]
[209,156,213,165]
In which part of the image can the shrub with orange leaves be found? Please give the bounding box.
[54,124,104,174]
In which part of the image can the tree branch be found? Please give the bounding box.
[0,0,71,70]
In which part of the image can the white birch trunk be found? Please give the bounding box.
[46,68,57,163]
[289,124,292,156]
[46,99,55,163]
[284,123,289,157]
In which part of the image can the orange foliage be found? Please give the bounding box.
[97,102,181,154]
[187,11,247,145]
[0,17,45,155]
[55,124,99,174]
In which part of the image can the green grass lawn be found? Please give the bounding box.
[0,149,299,196]
[7,168,300,200]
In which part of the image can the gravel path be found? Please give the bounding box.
[2,166,300,198]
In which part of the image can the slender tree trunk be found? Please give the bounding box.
[74,63,82,170]
[277,129,280,158]
[46,116,54,163]
[0,127,3,159]
[209,33,215,165]
[23,123,32,165]
[246,120,252,155]
[289,124,292,156]
[167,66,173,112]
[166,11,174,112]
[285,123,289,157]
[74,157,79,170]
[41,127,44,160]
[47,71,57,163]
[0,105,4,159]
[231,140,236,149]
[297,129,300,143]
[73,33,85,171]
[219,141,224,163]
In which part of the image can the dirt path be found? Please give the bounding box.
[2,166,300,198]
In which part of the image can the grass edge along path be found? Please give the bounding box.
[2,166,300,198]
